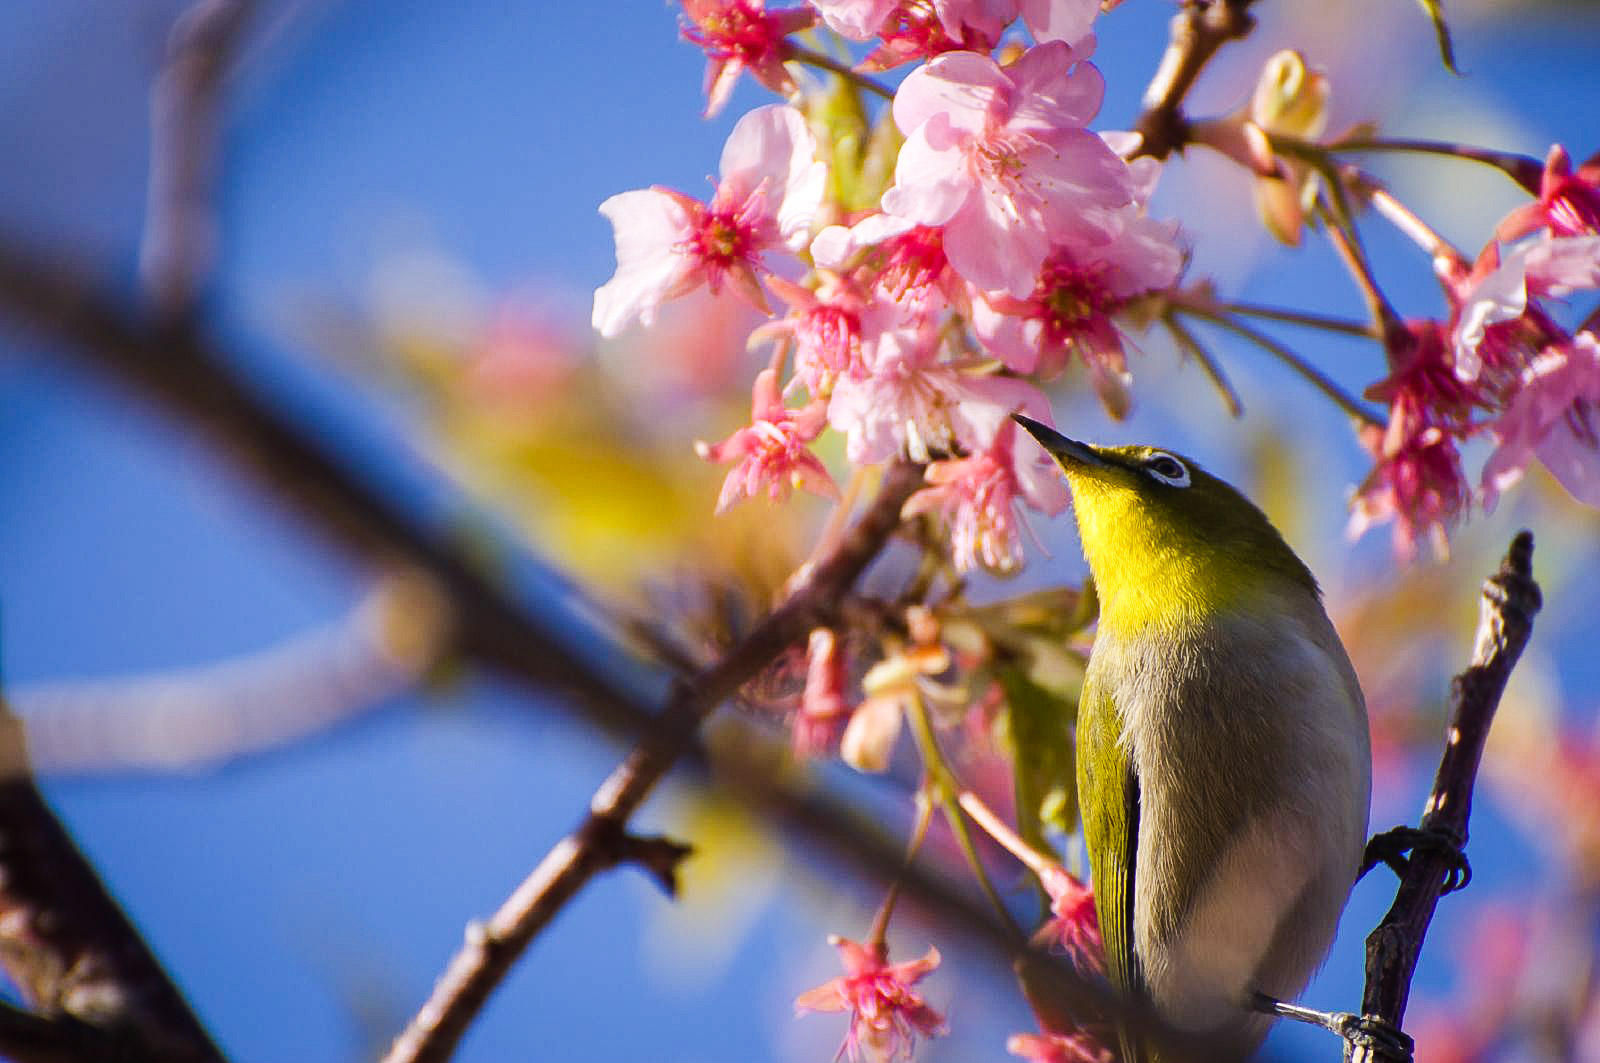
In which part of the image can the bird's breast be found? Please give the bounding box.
[1089,599,1371,1034]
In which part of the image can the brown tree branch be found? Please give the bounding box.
[380,460,924,1063]
[1353,531,1543,1061]
[0,699,224,1062]
[1132,0,1259,160]
[141,0,255,322]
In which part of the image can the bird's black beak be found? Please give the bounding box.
[1011,414,1106,468]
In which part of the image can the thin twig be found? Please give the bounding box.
[381,460,925,1063]
[141,0,255,322]
[0,699,224,1061]
[787,44,895,101]
[1214,300,1378,339]
[1132,0,1259,159]
[1325,136,1543,193]
[1162,310,1244,417]
[1174,306,1385,426]
[1353,532,1542,1061]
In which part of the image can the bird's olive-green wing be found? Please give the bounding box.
[1077,673,1146,1061]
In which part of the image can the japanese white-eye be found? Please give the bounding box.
[1014,415,1371,1062]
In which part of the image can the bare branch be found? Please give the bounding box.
[380,461,925,1063]
[0,700,223,1061]
[1354,532,1543,1061]
[1132,0,1258,160]
[141,0,255,321]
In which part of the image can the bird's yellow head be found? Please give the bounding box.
[1013,415,1318,638]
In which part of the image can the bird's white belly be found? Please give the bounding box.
[1122,617,1371,1032]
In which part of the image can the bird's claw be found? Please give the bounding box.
[1254,994,1413,1061]
[1330,1012,1414,1060]
[1359,825,1472,894]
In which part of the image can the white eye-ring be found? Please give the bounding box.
[1143,452,1191,487]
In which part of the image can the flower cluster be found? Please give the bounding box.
[595,0,1184,578]
[1351,152,1600,558]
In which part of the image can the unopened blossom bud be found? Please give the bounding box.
[795,627,850,756]
[1243,50,1330,246]
[1250,50,1330,141]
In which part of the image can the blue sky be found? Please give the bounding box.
[3,2,1599,1060]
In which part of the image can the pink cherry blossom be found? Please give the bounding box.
[1451,234,1600,382]
[1007,1030,1115,1063]
[1032,866,1105,975]
[1018,0,1101,47]
[879,42,1132,297]
[1497,144,1600,242]
[1348,405,1471,561]
[901,419,1068,573]
[752,273,874,394]
[593,105,825,336]
[795,627,851,756]
[971,211,1182,414]
[827,332,1054,463]
[697,368,838,511]
[1481,332,1600,511]
[795,936,947,1062]
[813,214,959,323]
[680,0,816,116]
[808,0,899,39]
[1365,321,1484,430]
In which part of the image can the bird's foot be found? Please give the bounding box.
[1359,825,1472,894]
[1252,993,1413,1060]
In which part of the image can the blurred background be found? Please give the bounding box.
[2,1,1600,1060]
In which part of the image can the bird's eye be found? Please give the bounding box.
[1143,453,1191,487]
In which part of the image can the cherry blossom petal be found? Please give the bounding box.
[892,50,1008,138]
[717,104,827,248]
[942,186,1051,296]
[1018,0,1100,46]
[809,0,897,38]
[592,189,693,336]
[1007,41,1104,132]
[971,297,1039,372]
[881,118,972,226]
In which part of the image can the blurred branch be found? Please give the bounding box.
[0,696,223,1061]
[141,0,255,322]
[0,237,659,746]
[1132,0,1258,160]
[380,460,924,1063]
[10,571,447,778]
[1353,532,1543,1062]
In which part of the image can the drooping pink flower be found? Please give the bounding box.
[680,0,817,115]
[827,334,1053,463]
[1006,1030,1115,1063]
[813,214,959,323]
[1481,332,1600,511]
[879,42,1131,297]
[1451,234,1600,382]
[857,0,1009,70]
[808,0,900,39]
[795,936,947,1062]
[1348,407,1471,561]
[1497,144,1600,242]
[697,368,838,511]
[752,273,874,394]
[902,419,1068,573]
[1017,0,1101,47]
[1033,866,1104,976]
[593,105,826,336]
[795,627,851,756]
[971,210,1181,415]
[1364,320,1486,435]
